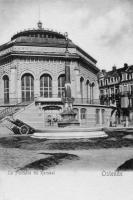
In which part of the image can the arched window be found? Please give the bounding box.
[86,80,90,103]
[40,74,52,98]
[3,75,9,104]
[58,74,65,97]
[80,108,86,119]
[21,73,34,102]
[96,109,100,124]
[80,77,84,100]
[90,82,95,102]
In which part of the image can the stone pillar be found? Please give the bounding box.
[53,79,58,98]
[74,67,81,98]
[10,66,17,104]
[17,80,21,103]
[34,79,40,98]
[90,85,92,103]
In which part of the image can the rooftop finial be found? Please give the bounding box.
[37,21,43,29]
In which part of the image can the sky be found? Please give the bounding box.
[0,0,133,70]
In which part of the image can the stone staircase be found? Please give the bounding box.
[0,106,21,121]
[13,102,45,130]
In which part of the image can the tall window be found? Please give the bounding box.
[86,80,90,102]
[80,108,86,119]
[21,73,34,102]
[96,109,100,124]
[90,82,95,102]
[58,74,65,97]
[3,75,9,104]
[102,109,105,124]
[80,77,84,100]
[40,74,52,98]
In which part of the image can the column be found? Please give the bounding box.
[74,67,81,98]
[17,80,21,103]
[53,79,58,98]
[10,66,17,104]
[34,78,40,98]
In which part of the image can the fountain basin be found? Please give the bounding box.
[32,127,107,139]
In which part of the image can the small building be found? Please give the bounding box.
[0,22,112,129]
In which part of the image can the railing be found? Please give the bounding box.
[0,96,112,108]
[0,98,34,106]
[0,99,34,121]
[0,107,20,121]
[73,98,101,105]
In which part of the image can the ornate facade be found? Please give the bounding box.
[98,63,133,125]
[0,22,112,128]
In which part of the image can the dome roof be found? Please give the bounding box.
[11,25,66,41]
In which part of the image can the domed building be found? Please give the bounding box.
[0,22,112,129]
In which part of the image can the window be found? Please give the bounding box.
[86,80,90,101]
[58,74,65,97]
[123,73,127,81]
[123,85,127,92]
[102,109,105,124]
[80,108,86,119]
[3,75,9,104]
[21,73,34,102]
[96,109,100,124]
[80,77,84,100]
[115,88,119,94]
[40,74,52,98]
[111,88,114,94]
[91,82,95,102]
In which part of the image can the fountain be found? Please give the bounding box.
[32,33,106,139]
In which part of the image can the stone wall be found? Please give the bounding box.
[73,105,112,127]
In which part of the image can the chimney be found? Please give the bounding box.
[112,65,116,71]
[124,63,128,69]
[102,69,106,74]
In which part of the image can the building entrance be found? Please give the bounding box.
[43,106,62,127]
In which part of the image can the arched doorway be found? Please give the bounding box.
[3,75,9,104]
[21,73,34,102]
[40,74,52,98]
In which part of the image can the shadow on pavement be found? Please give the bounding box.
[19,153,79,171]
[117,158,133,171]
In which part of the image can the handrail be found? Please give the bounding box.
[0,99,34,121]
